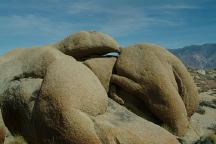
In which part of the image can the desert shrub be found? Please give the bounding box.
[194,134,216,144]
[200,101,216,109]
[6,136,27,144]
[208,124,216,133]
[196,106,206,114]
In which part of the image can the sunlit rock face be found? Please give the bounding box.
[110,44,198,136]
[0,31,199,144]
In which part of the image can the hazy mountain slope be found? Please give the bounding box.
[169,44,216,69]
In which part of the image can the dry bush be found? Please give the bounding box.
[194,134,216,144]
[5,136,27,144]
[200,100,216,109]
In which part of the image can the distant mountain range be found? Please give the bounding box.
[169,44,216,69]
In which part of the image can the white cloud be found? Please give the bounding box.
[65,1,184,37]
[98,13,181,37]
[148,4,200,10]
[0,1,197,43]
[67,1,103,14]
[0,15,61,35]
[0,14,86,40]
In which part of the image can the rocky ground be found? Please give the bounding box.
[182,69,216,144]
[189,69,216,93]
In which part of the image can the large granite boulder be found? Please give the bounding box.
[1,79,42,142]
[32,56,108,144]
[31,55,178,144]
[0,32,196,144]
[56,31,120,59]
[111,44,199,136]
[0,46,65,142]
[35,56,108,116]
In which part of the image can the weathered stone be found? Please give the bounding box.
[33,56,108,143]
[1,79,42,142]
[93,99,180,144]
[56,31,120,59]
[0,46,65,143]
[0,34,196,144]
[0,46,64,102]
[84,57,117,92]
[111,44,199,136]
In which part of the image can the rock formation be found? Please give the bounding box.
[1,78,42,141]
[0,46,64,142]
[110,44,199,136]
[56,31,120,59]
[0,31,199,144]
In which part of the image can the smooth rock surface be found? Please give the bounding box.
[0,46,65,142]
[0,32,198,144]
[93,99,180,144]
[56,31,120,59]
[111,44,199,136]
[1,79,42,142]
[84,57,117,92]
[32,56,108,143]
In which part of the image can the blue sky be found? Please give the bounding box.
[0,0,216,55]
